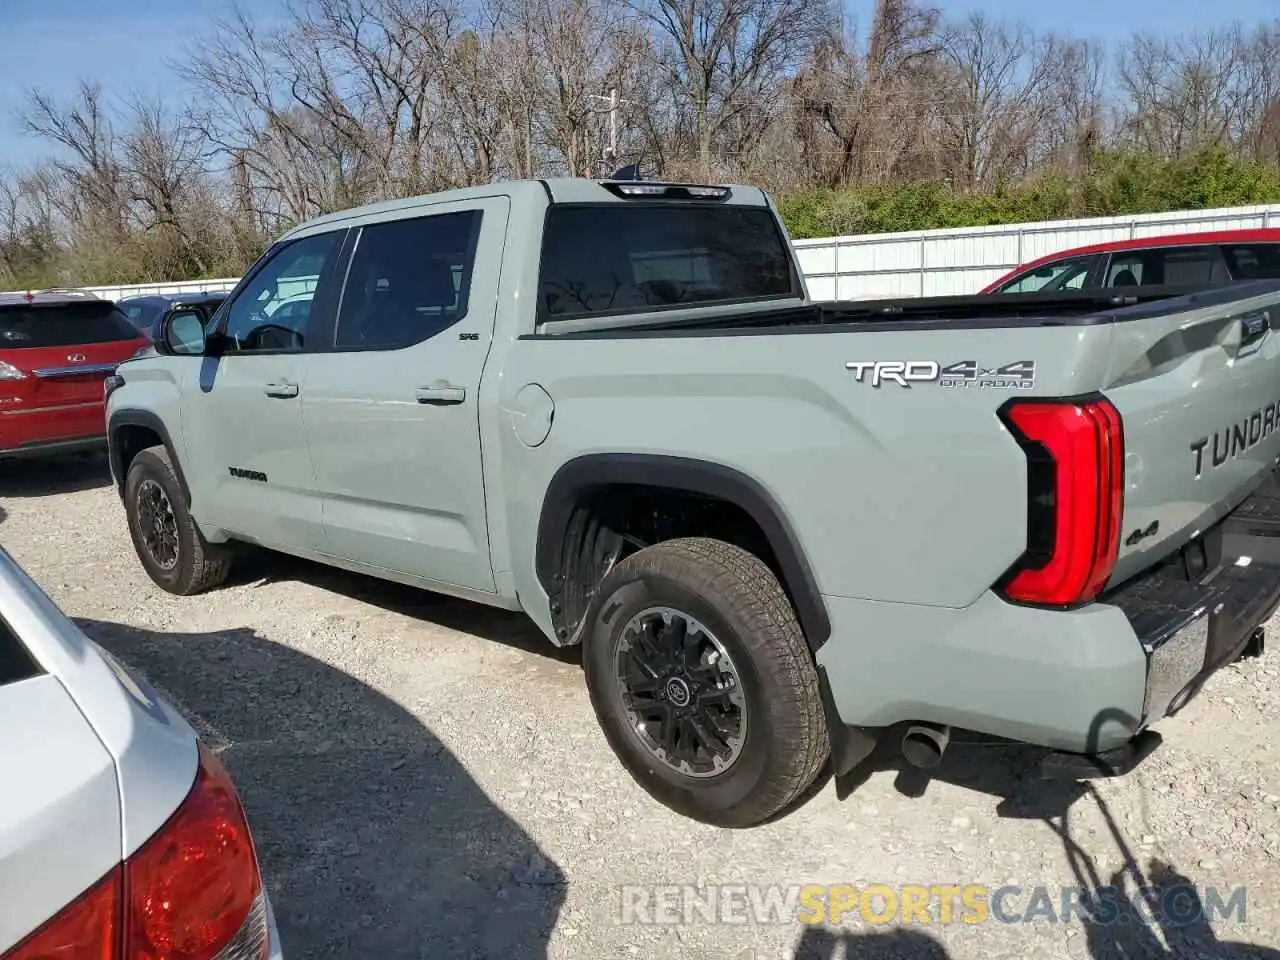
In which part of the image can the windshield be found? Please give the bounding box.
[0,302,141,347]
[538,204,798,320]
[120,300,168,335]
[998,256,1096,293]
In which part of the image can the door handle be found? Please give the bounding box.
[415,383,466,405]
[264,380,299,398]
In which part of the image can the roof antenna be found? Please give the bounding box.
[611,163,642,181]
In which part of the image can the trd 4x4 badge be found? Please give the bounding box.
[845,359,1036,389]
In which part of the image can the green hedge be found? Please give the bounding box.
[776,148,1280,240]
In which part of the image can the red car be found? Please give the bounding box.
[0,291,150,459]
[981,228,1280,294]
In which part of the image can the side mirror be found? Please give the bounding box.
[159,309,208,356]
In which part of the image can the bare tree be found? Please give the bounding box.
[6,2,1280,289]
[791,0,944,186]
[1116,27,1248,156]
[937,13,1061,189]
[628,0,830,179]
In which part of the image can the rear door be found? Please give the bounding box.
[0,301,145,451]
[304,200,506,594]
[0,617,121,954]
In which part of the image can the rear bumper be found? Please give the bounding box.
[817,483,1280,758]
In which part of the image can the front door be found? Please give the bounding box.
[180,228,347,552]
[303,198,509,594]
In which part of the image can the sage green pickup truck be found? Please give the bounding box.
[106,177,1280,826]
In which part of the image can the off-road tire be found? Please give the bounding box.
[124,445,232,595]
[582,536,829,827]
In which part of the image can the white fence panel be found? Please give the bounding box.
[795,202,1280,300]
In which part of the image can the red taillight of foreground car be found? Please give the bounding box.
[125,743,268,960]
[2,744,267,960]
[2,867,121,960]
[996,395,1125,608]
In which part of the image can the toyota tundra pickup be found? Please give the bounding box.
[104,177,1280,827]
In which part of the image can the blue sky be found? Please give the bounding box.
[1,0,1276,169]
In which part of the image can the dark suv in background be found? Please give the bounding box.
[118,292,226,343]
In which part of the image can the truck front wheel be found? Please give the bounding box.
[582,537,829,827]
[124,445,232,596]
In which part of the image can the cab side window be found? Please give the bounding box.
[221,231,343,353]
[335,211,483,351]
[1222,244,1280,280]
[1104,246,1228,287]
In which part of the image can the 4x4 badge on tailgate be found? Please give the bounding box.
[845,359,1036,389]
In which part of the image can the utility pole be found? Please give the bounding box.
[587,87,634,174]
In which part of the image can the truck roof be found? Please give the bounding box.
[278,178,771,243]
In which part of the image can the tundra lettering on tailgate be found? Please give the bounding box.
[1190,399,1280,478]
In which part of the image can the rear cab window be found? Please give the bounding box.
[0,302,142,347]
[538,202,798,320]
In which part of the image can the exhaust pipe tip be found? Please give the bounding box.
[901,724,951,770]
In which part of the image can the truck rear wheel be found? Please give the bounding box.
[124,445,232,596]
[582,537,829,827]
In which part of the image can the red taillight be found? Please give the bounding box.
[997,395,1124,607]
[2,745,267,960]
[124,744,267,960]
[2,867,120,960]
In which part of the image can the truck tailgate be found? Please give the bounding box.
[1101,283,1280,588]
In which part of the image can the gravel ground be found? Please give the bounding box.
[4,453,1280,960]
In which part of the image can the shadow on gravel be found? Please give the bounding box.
[1043,782,1280,960]
[793,926,952,957]
[79,618,567,960]
[0,450,112,497]
[226,546,581,666]
[813,711,1280,959]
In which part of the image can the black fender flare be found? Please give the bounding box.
[107,409,191,506]
[534,453,831,651]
